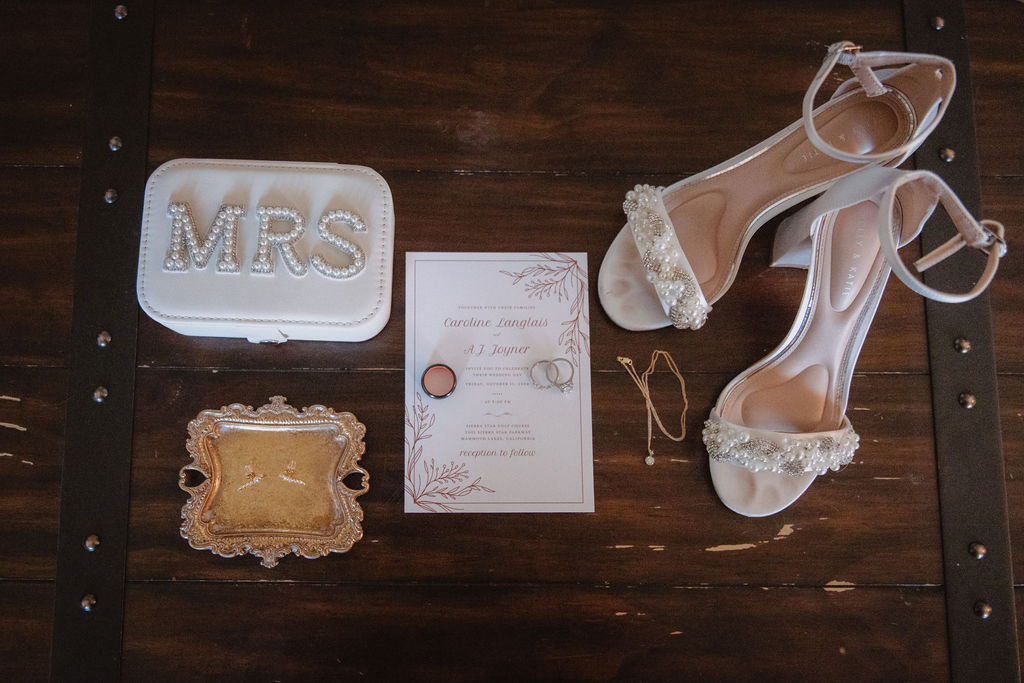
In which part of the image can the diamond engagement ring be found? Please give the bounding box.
[549,358,574,393]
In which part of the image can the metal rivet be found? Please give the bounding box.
[108,136,123,151]
[954,337,972,354]
[958,392,977,409]
[80,594,97,612]
[96,330,112,347]
[92,386,109,403]
[939,147,956,163]
[931,15,945,30]
[969,542,987,560]
[84,535,101,552]
[104,188,118,204]
[974,601,993,619]
[114,5,128,20]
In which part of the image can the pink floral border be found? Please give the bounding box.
[500,252,589,367]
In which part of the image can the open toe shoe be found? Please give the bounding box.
[703,166,1006,516]
[598,41,955,331]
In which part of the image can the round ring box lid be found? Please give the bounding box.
[136,158,395,343]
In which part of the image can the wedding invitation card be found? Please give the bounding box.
[404,252,594,513]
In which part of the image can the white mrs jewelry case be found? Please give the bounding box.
[136,159,395,342]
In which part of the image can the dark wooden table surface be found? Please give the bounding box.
[1,1,1021,679]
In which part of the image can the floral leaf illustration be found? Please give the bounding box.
[404,395,494,512]
[502,252,590,365]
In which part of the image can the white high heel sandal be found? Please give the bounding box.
[598,41,955,331]
[703,167,1006,517]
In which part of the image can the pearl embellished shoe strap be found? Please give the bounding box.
[618,350,688,466]
[803,41,955,164]
[622,185,712,329]
[703,409,859,477]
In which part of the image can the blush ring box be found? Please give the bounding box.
[137,158,395,343]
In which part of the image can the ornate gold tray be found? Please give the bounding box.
[179,396,368,567]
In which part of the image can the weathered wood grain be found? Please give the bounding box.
[1000,375,1023,584]
[981,177,1024,376]
[1019,589,1024,675]
[0,168,78,367]
[0,1,88,166]
[966,1,1024,178]
[967,0,1023,380]
[126,367,941,585]
[121,581,947,680]
[148,1,903,175]
[0,368,65,579]
[0,582,52,682]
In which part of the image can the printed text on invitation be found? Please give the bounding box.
[404,253,594,513]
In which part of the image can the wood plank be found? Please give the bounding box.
[0,167,78,367]
[1000,374,1024,583]
[0,368,65,579]
[966,0,1024,178]
[121,582,947,680]
[0,1,88,167]
[981,176,1024,375]
[127,368,941,584]
[135,172,930,374]
[0,582,53,682]
[148,1,903,174]
[1018,589,1024,675]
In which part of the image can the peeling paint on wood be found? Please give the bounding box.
[704,543,758,552]
[824,580,856,593]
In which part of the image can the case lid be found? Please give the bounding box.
[137,158,394,342]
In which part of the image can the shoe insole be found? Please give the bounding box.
[599,62,947,330]
[721,200,887,434]
[710,199,895,517]
[663,94,903,298]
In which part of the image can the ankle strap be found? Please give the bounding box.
[878,171,1006,304]
[803,41,955,164]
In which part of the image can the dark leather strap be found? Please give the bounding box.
[903,1,1020,680]
[51,2,153,679]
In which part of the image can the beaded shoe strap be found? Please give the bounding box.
[622,185,711,330]
[702,409,859,476]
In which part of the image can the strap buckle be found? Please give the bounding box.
[831,41,862,64]
[979,220,1007,258]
